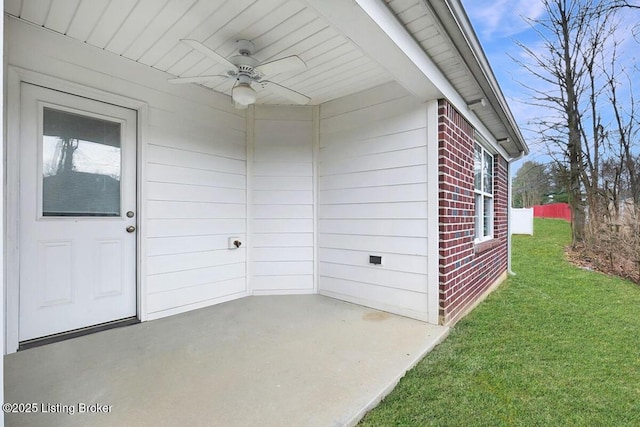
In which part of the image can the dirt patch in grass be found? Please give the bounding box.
[564,242,640,284]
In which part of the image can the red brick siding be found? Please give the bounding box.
[438,99,508,325]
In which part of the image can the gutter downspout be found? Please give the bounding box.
[507,152,525,275]
[507,161,515,276]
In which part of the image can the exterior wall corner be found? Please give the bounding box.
[437,99,509,325]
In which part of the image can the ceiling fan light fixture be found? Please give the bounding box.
[232,83,256,106]
[172,40,309,107]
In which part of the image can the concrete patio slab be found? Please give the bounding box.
[4,295,449,427]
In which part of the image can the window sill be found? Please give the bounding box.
[474,238,501,254]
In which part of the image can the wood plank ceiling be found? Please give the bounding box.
[385,0,483,107]
[5,0,396,105]
[386,0,482,101]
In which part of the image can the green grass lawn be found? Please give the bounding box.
[359,219,640,426]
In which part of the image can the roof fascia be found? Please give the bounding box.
[300,0,441,101]
[429,0,529,156]
[303,0,516,160]
[353,0,511,160]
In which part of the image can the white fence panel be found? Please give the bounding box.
[511,208,534,235]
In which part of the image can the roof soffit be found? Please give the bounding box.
[300,0,441,100]
[417,0,528,156]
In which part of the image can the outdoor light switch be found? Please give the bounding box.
[229,237,243,249]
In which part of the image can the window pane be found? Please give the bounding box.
[475,193,483,238]
[484,196,492,237]
[484,151,493,194]
[42,108,121,217]
[474,144,482,190]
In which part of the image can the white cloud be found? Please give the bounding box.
[462,0,640,170]
[462,0,546,40]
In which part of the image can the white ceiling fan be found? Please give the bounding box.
[168,39,310,109]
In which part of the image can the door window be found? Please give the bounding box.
[42,107,122,216]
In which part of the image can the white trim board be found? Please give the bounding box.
[425,100,440,325]
[303,0,511,160]
[245,105,255,295]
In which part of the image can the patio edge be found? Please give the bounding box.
[345,325,451,426]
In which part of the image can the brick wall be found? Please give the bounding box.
[438,99,508,325]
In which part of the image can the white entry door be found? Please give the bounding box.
[19,83,138,342]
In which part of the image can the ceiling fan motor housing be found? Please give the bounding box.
[229,54,260,79]
[236,39,255,55]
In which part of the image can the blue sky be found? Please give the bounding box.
[461,0,548,170]
[461,0,640,173]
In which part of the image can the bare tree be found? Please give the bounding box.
[514,0,638,245]
[604,51,640,207]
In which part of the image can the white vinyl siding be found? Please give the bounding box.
[251,106,315,294]
[6,17,248,320]
[318,82,431,320]
[6,17,439,327]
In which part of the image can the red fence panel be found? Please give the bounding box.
[533,203,571,221]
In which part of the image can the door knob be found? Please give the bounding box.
[126,225,136,233]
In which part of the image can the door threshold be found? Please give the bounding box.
[19,317,140,351]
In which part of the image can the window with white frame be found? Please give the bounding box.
[474,143,493,241]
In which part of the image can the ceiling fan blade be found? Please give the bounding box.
[260,81,310,105]
[254,56,306,76]
[181,39,237,70]
[167,75,229,84]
